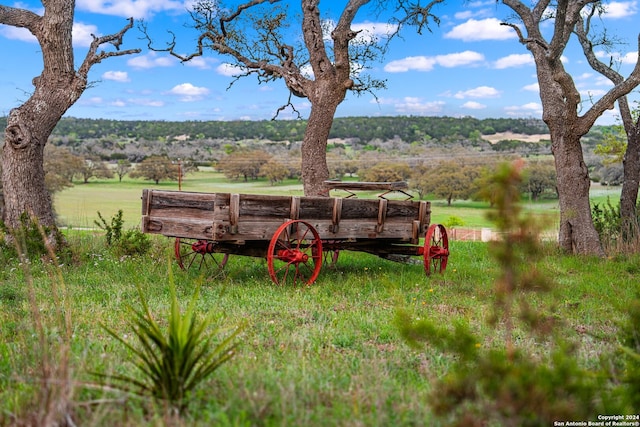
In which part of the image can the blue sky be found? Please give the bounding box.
[1,0,639,125]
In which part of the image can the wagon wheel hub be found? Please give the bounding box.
[192,240,215,254]
[429,246,449,259]
[267,220,323,286]
[174,238,229,272]
[277,248,309,264]
[423,224,449,275]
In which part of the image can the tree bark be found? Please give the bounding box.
[618,99,640,239]
[301,97,339,196]
[502,0,640,256]
[550,129,603,254]
[0,3,139,247]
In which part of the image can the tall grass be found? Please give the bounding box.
[1,226,638,425]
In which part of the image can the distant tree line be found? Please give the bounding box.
[0,116,551,143]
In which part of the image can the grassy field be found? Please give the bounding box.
[54,169,619,230]
[1,233,638,426]
[0,231,640,426]
[3,171,635,425]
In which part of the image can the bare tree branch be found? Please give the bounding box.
[391,0,444,36]
[78,17,141,77]
[0,5,41,31]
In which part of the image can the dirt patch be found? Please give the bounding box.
[481,132,550,144]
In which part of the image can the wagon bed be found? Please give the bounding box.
[141,188,448,285]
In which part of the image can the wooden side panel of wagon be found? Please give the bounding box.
[142,189,431,244]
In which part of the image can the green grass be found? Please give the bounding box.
[1,233,638,426]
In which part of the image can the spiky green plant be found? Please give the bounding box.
[99,265,243,415]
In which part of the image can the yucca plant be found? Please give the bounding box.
[99,264,243,415]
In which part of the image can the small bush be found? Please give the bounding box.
[114,228,151,257]
[591,197,640,252]
[591,197,621,243]
[95,210,124,246]
[444,215,464,229]
[97,269,243,416]
[95,210,150,257]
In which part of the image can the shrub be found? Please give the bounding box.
[591,197,640,251]
[114,228,151,257]
[95,210,150,257]
[94,210,124,246]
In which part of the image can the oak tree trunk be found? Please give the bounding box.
[550,129,604,255]
[619,114,640,240]
[301,103,336,196]
[3,107,61,232]
[1,3,139,248]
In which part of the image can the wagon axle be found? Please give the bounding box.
[174,237,229,271]
[191,240,216,255]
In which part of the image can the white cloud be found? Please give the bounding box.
[168,83,209,101]
[462,101,486,110]
[321,20,397,44]
[384,51,483,73]
[375,96,446,114]
[72,22,99,47]
[351,22,398,43]
[79,96,104,106]
[127,52,176,69]
[445,18,516,41]
[602,1,638,18]
[575,73,614,88]
[384,56,437,72]
[76,0,196,19]
[184,56,216,70]
[102,71,130,82]
[581,89,608,98]
[454,11,474,20]
[128,98,165,107]
[0,26,36,42]
[454,7,492,20]
[1,20,107,48]
[454,86,501,99]
[437,51,485,67]
[596,49,638,65]
[505,102,543,117]
[494,53,534,69]
[522,83,539,92]
[216,63,246,77]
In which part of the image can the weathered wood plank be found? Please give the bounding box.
[142,216,214,240]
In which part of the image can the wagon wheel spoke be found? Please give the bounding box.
[267,220,323,286]
[174,238,229,274]
[423,224,449,275]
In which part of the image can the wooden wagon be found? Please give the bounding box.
[141,183,449,286]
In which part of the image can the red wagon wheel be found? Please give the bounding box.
[174,238,229,272]
[424,224,449,275]
[267,220,323,286]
